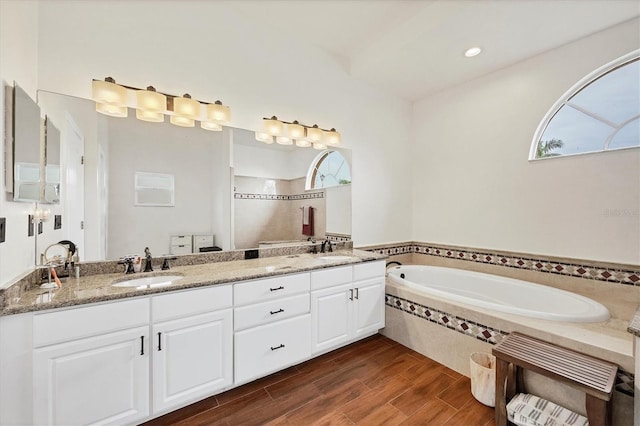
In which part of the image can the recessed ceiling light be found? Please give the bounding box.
[464,47,482,58]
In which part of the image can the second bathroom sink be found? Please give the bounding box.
[319,256,352,261]
[112,275,184,289]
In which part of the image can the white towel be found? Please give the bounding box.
[303,206,310,225]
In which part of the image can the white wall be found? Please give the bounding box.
[36,0,414,252]
[0,0,39,288]
[412,19,640,265]
[107,114,228,258]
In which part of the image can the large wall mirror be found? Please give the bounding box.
[35,90,352,263]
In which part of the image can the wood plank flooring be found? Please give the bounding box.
[142,334,496,426]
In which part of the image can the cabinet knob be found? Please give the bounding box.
[349,289,354,301]
[269,286,284,292]
[355,288,359,299]
[157,332,162,351]
[270,308,284,315]
[140,335,145,356]
[270,344,285,351]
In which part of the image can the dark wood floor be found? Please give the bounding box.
[143,334,496,425]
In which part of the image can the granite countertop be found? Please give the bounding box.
[1,249,385,316]
[628,306,640,337]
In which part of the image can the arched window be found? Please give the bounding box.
[306,150,351,190]
[530,51,639,160]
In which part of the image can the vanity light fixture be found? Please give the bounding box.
[92,77,128,117]
[33,207,51,224]
[136,86,166,122]
[464,46,483,57]
[255,116,341,149]
[92,77,231,131]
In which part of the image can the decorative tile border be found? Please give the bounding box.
[365,242,640,287]
[385,293,634,396]
[385,294,508,345]
[234,191,324,200]
[326,233,351,243]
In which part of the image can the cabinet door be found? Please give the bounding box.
[33,326,149,426]
[152,309,232,414]
[311,283,353,355]
[353,277,385,338]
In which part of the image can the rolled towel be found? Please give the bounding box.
[506,393,588,426]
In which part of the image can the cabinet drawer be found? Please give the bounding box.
[234,273,310,306]
[234,293,310,331]
[170,244,192,255]
[234,314,311,384]
[170,235,192,245]
[34,298,149,347]
[310,266,352,290]
[353,261,385,281]
[152,285,232,322]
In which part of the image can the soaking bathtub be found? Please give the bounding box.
[387,265,610,323]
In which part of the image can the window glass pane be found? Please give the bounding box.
[609,117,640,150]
[539,105,612,156]
[310,151,351,189]
[570,59,639,125]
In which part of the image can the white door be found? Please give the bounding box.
[152,309,233,414]
[353,277,385,338]
[63,113,84,251]
[310,283,353,354]
[33,326,149,426]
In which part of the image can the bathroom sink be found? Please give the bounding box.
[319,256,353,262]
[111,275,184,289]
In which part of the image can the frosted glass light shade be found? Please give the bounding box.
[206,102,230,123]
[255,132,274,144]
[136,109,164,122]
[135,85,164,122]
[201,121,222,131]
[173,95,200,120]
[264,117,283,136]
[287,122,305,139]
[313,142,327,150]
[276,136,292,145]
[170,115,195,127]
[307,125,323,143]
[295,139,311,148]
[96,103,128,117]
[325,128,341,145]
[92,79,127,106]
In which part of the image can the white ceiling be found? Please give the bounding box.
[227,0,640,101]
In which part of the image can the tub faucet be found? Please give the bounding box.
[144,247,153,272]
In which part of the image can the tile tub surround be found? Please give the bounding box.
[0,248,377,316]
[359,241,640,321]
[383,279,635,424]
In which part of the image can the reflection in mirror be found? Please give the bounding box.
[9,83,42,202]
[232,128,351,249]
[35,90,351,263]
[43,117,61,203]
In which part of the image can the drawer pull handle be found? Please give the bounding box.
[270,308,284,315]
[271,344,285,351]
[355,288,359,299]
[157,332,162,351]
[270,286,284,292]
[349,289,354,301]
[140,336,145,356]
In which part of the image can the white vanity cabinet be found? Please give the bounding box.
[32,298,151,426]
[310,261,385,355]
[151,285,233,415]
[233,273,311,384]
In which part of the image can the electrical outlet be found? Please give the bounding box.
[244,249,259,260]
[37,221,43,235]
[0,217,6,243]
[54,215,62,230]
[28,215,34,237]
